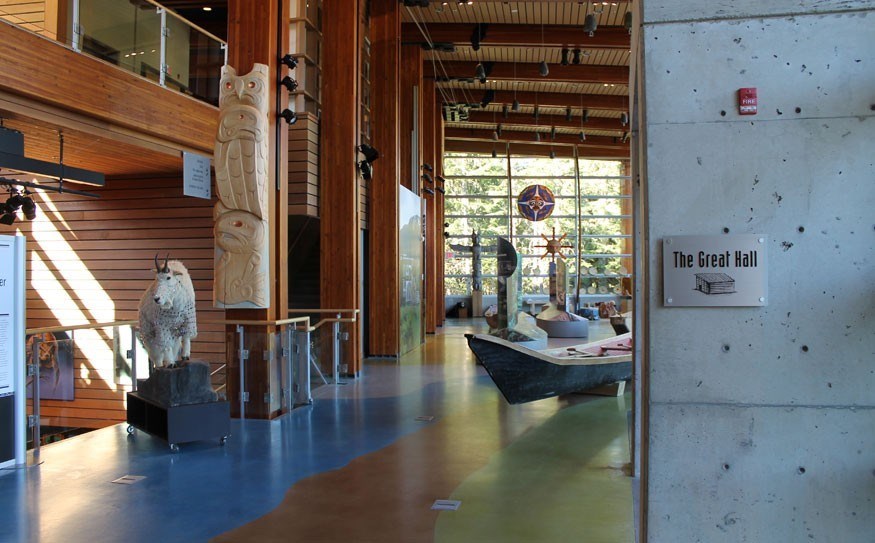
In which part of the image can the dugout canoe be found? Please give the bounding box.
[465,332,632,404]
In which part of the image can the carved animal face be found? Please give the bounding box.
[215,209,265,253]
[218,64,269,112]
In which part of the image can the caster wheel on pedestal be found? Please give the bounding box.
[169,443,180,453]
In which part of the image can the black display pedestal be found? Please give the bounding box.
[126,392,230,452]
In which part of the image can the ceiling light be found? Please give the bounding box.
[475,63,487,82]
[565,107,572,121]
[624,12,633,34]
[502,104,509,118]
[533,106,539,120]
[492,131,499,141]
[579,131,586,142]
[550,126,556,140]
[572,49,582,65]
[583,14,598,37]
[549,150,555,159]
[534,132,541,142]
[539,60,549,77]
[496,124,502,137]
[491,148,497,158]
[20,193,36,221]
[512,99,520,112]
[620,112,629,126]
[561,49,570,66]
[202,6,212,11]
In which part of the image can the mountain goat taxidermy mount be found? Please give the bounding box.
[138,255,198,368]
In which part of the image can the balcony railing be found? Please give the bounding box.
[0,0,227,106]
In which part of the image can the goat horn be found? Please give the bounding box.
[163,254,170,273]
[154,253,161,272]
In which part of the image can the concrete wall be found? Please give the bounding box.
[641,1,875,541]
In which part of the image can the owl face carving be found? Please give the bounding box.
[219,64,269,113]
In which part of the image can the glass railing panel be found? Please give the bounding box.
[77,0,163,81]
[165,10,224,106]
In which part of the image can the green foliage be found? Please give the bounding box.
[443,153,629,297]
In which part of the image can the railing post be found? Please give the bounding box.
[29,337,41,461]
[285,326,293,412]
[71,0,81,51]
[158,7,167,87]
[294,327,312,405]
[237,324,246,420]
[130,325,138,392]
[333,314,341,385]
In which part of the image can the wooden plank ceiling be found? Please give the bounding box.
[402,0,632,158]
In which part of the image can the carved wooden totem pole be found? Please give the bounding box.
[214,64,270,308]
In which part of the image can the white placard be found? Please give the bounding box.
[0,238,15,396]
[183,151,212,200]
[662,235,768,307]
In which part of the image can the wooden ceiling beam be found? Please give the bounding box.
[464,110,626,131]
[445,127,629,149]
[402,23,630,49]
[440,89,628,111]
[444,139,629,160]
[428,61,628,85]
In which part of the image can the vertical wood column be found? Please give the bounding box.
[225,0,289,419]
[367,0,400,356]
[422,78,437,334]
[399,45,422,191]
[321,0,361,371]
[435,97,446,327]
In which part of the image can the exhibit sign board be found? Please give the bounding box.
[0,235,26,469]
[183,151,212,200]
[663,235,767,307]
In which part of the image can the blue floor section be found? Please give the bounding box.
[0,334,496,542]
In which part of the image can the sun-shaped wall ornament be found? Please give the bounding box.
[535,227,574,260]
[516,184,555,221]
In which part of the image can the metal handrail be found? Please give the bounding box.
[26,320,138,335]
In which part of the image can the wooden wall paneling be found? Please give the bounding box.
[399,45,422,191]
[224,0,289,419]
[434,92,446,328]
[421,78,437,334]
[321,0,361,370]
[0,21,216,153]
[19,176,224,430]
[288,113,319,217]
[366,0,401,357]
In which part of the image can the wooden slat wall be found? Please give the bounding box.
[289,113,319,216]
[0,0,45,34]
[18,175,224,429]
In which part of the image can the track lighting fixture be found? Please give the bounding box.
[436,187,446,194]
[496,124,502,137]
[423,187,435,195]
[582,110,590,122]
[512,99,520,112]
[491,148,497,158]
[435,175,446,183]
[534,132,541,142]
[421,163,433,172]
[20,193,36,221]
[421,172,433,184]
[572,49,582,65]
[550,126,557,140]
[279,109,298,125]
[561,48,570,66]
[566,107,573,121]
[475,63,486,82]
[357,144,380,163]
[280,54,298,70]
[0,189,37,225]
[539,60,549,77]
[502,104,509,118]
[492,130,499,142]
[280,76,298,92]
[533,106,540,120]
[583,14,598,37]
[624,12,633,34]
[620,112,629,126]
[579,131,586,142]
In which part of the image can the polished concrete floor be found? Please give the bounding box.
[0,319,633,543]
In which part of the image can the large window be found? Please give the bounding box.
[444,153,631,304]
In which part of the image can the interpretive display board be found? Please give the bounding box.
[663,235,768,307]
[399,187,423,355]
[183,152,212,200]
[0,235,26,468]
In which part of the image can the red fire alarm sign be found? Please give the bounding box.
[738,88,757,115]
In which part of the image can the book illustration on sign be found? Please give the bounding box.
[694,273,736,295]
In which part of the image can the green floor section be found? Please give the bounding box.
[435,395,634,543]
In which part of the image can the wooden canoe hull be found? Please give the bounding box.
[466,334,632,404]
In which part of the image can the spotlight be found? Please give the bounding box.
[20,194,36,221]
[5,192,24,211]
[511,99,520,112]
[492,131,499,142]
[624,12,633,34]
[280,76,298,92]
[533,106,539,120]
[279,109,298,124]
[0,211,14,226]
[421,172,434,184]
[539,60,549,77]
[423,187,435,195]
[584,14,598,37]
[502,104,509,118]
[358,160,372,181]
[496,124,502,137]
[550,126,556,140]
[444,223,450,228]
[582,110,589,122]
[357,144,380,163]
[421,163,433,172]
[572,49,582,65]
[549,150,556,159]
[560,48,570,66]
[620,112,629,126]
[435,175,446,183]
[444,232,450,239]
[565,107,573,121]
[436,187,446,194]
[475,63,487,82]
[470,23,488,51]
[280,54,298,70]
[491,148,497,158]
[579,131,586,141]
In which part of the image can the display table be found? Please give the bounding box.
[126,392,230,452]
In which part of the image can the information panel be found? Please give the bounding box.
[663,235,768,307]
[0,235,25,468]
[183,151,212,200]
[0,239,15,396]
